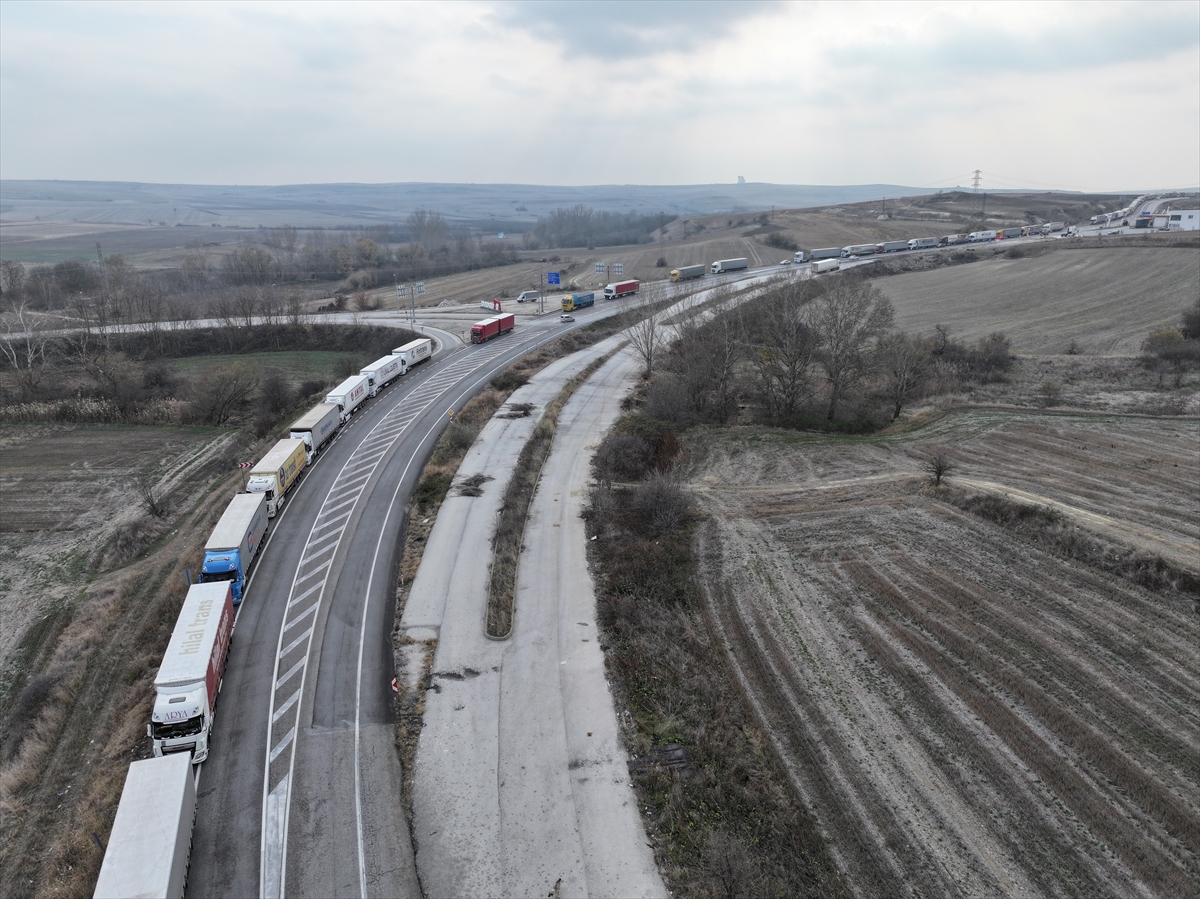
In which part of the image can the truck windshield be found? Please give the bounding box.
[202,570,236,583]
[152,716,203,739]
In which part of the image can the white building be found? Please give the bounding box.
[1165,210,1199,231]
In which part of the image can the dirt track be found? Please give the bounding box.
[689,412,1200,898]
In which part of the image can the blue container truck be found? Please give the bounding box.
[200,492,268,604]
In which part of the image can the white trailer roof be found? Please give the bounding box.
[93,753,194,899]
[154,582,229,688]
[291,403,340,431]
[205,493,265,552]
[328,373,368,396]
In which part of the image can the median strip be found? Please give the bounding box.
[485,350,617,639]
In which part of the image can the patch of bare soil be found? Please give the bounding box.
[0,424,236,674]
[688,412,1200,898]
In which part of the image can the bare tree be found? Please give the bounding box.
[186,364,260,425]
[1,260,27,298]
[806,278,894,419]
[745,278,820,419]
[0,301,55,398]
[135,474,170,518]
[877,331,928,420]
[407,209,448,251]
[626,298,664,380]
[924,450,955,486]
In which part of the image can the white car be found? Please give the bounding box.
[779,259,792,265]
[560,314,575,323]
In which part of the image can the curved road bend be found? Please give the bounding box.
[187,320,580,899]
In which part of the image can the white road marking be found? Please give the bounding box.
[272,690,301,723]
[269,727,295,763]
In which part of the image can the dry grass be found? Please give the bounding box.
[871,243,1200,354]
[681,412,1200,897]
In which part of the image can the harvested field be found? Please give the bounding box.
[0,424,237,676]
[871,246,1199,355]
[688,411,1200,898]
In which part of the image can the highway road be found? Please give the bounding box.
[186,318,594,899]
[181,268,815,898]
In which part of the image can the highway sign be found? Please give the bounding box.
[613,263,623,275]
[547,272,560,285]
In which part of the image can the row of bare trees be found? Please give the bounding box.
[623,274,1012,429]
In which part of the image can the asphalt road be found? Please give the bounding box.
[186,318,587,899]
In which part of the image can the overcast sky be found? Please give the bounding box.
[2,0,1197,192]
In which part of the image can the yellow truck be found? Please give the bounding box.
[245,438,307,517]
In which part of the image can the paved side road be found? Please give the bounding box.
[401,336,666,899]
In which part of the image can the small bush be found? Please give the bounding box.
[490,370,529,392]
[656,257,668,268]
[414,472,452,511]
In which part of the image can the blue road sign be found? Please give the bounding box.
[547,272,561,285]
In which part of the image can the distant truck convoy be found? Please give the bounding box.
[670,264,706,282]
[471,312,516,343]
[711,258,749,274]
[392,337,433,370]
[840,244,877,258]
[245,438,306,517]
[811,258,840,273]
[325,374,370,422]
[148,581,234,764]
[809,247,842,260]
[289,403,342,464]
[199,492,267,604]
[359,354,403,397]
[907,237,940,250]
[560,292,595,312]
[603,279,640,299]
[92,753,196,899]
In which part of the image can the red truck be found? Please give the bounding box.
[471,312,516,344]
[603,279,640,299]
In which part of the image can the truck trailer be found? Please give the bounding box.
[603,279,640,299]
[93,753,196,899]
[811,258,840,273]
[840,244,877,258]
[711,258,749,274]
[810,247,842,260]
[669,264,706,282]
[148,581,234,763]
[968,230,998,242]
[908,237,940,250]
[392,337,433,369]
[289,403,342,464]
[876,240,908,253]
[559,293,595,313]
[245,438,306,517]
[471,312,516,343]
[360,354,403,397]
[199,492,267,604]
[325,374,370,422]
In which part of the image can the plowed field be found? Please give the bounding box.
[689,411,1200,898]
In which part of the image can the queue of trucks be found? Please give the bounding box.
[95,332,443,896]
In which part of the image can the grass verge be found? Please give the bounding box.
[583,421,850,898]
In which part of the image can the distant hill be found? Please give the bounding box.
[0,179,1027,230]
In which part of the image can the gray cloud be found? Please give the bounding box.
[494,0,781,59]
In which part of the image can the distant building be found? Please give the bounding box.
[1165,210,1199,231]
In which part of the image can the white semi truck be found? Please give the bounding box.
[148,581,234,764]
[92,753,196,899]
[711,258,749,274]
[392,337,433,369]
[325,374,370,423]
[289,403,342,465]
[359,354,403,397]
[811,258,840,273]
